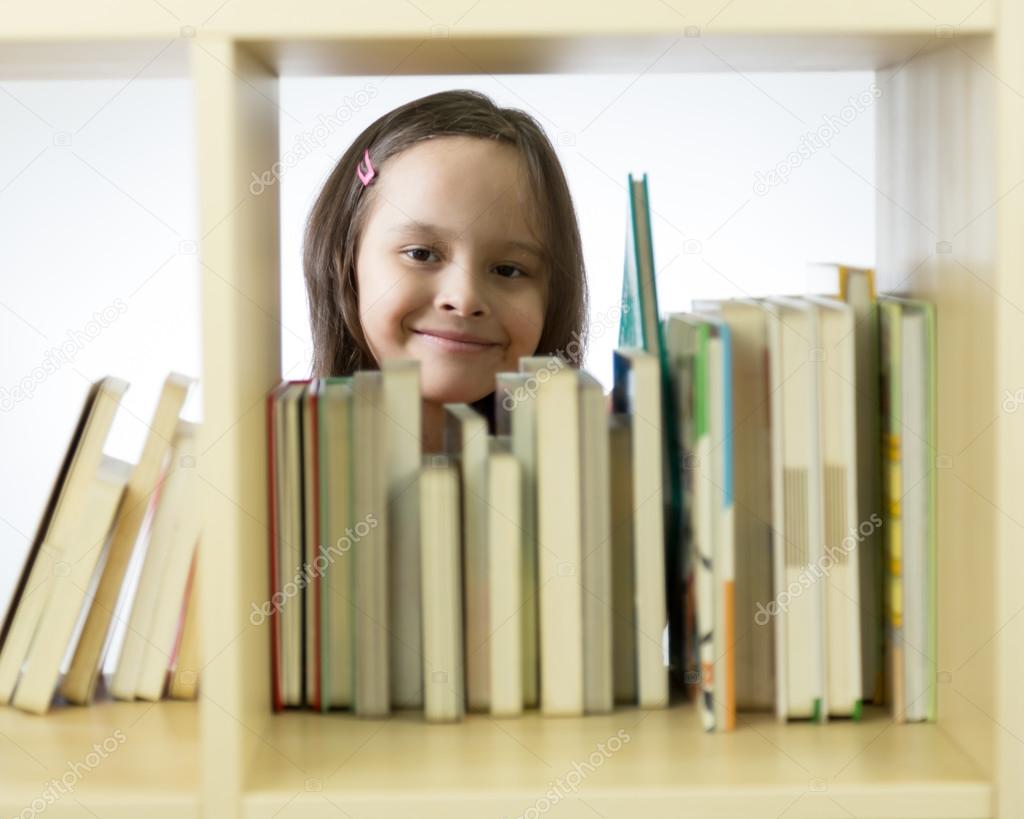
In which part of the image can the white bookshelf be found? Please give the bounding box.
[2,2,1021,817]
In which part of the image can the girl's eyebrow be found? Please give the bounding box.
[390,220,543,259]
[389,219,452,237]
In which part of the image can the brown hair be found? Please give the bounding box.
[303,88,589,378]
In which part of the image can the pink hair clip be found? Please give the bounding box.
[356,148,376,187]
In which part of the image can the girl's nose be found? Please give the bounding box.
[435,264,489,318]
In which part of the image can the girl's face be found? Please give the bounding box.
[354,135,548,406]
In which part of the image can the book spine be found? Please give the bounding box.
[266,392,283,712]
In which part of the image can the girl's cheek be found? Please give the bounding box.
[515,288,547,347]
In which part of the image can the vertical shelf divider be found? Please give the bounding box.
[992,5,1024,815]
[192,36,281,819]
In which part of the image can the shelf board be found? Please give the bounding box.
[0,0,995,79]
[0,32,991,80]
[250,33,962,77]
[244,703,990,819]
[0,699,199,819]
[0,39,190,79]
[0,0,995,42]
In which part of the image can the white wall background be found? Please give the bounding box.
[0,67,875,661]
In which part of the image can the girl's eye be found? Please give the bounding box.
[494,264,528,279]
[404,247,439,264]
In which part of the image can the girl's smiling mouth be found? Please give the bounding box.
[412,328,502,353]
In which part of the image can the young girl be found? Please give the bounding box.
[303,89,589,452]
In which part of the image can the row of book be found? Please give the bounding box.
[661,288,936,729]
[621,174,936,728]
[267,352,666,720]
[0,373,202,714]
[266,284,936,728]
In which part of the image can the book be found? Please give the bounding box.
[352,371,389,717]
[716,300,774,713]
[61,372,192,705]
[764,298,828,722]
[810,263,885,704]
[111,420,200,701]
[522,356,584,716]
[609,413,638,704]
[167,549,200,701]
[839,267,885,704]
[879,299,905,721]
[267,380,308,710]
[134,422,203,702]
[317,377,354,710]
[880,297,937,723]
[382,359,423,709]
[302,380,322,710]
[419,455,464,723]
[664,316,715,728]
[12,454,131,714]
[806,296,864,718]
[904,300,937,723]
[487,436,523,717]
[701,314,736,731]
[664,312,736,729]
[0,376,128,705]
[579,372,614,714]
[612,347,669,709]
[618,173,662,360]
[494,372,539,709]
[443,403,490,713]
[618,173,684,695]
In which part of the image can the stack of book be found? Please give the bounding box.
[0,373,203,714]
[266,174,937,728]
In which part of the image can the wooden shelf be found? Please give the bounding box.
[243,704,990,819]
[0,700,199,818]
[0,0,995,43]
[0,32,989,80]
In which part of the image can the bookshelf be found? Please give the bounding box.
[0,700,199,817]
[2,2,1022,817]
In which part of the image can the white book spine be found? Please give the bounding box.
[489,453,523,717]
[580,379,613,714]
[632,356,669,709]
[421,463,463,723]
[536,366,584,715]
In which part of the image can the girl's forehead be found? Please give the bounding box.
[370,139,543,245]
[382,136,529,202]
